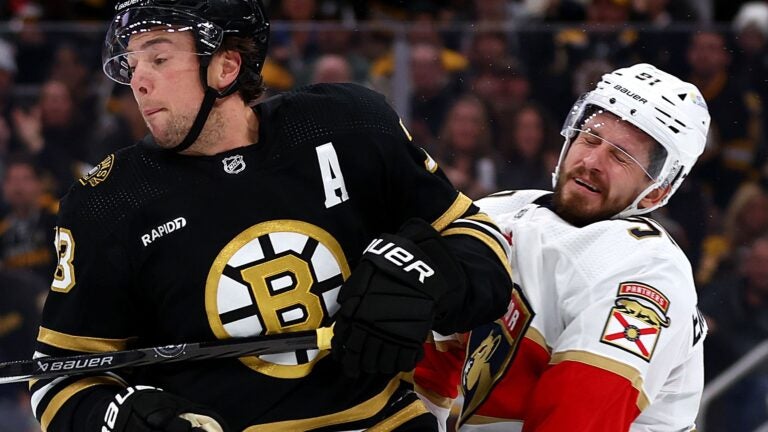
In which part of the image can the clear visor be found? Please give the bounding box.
[561,100,668,181]
[102,6,223,84]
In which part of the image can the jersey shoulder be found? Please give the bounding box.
[476,189,551,220]
[58,144,180,240]
[256,83,408,148]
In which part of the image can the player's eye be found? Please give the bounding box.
[612,150,629,164]
[583,135,601,146]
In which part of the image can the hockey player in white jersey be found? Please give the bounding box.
[414,63,710,431]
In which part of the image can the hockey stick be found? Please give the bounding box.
[0,327,333,384]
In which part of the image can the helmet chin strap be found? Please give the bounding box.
[167,55,241,153]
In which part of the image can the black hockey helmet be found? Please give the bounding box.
[101,0,270,152]
[103,0,269,84]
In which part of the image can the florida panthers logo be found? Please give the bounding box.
[205,220,350,378]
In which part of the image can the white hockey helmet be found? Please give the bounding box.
[553,63,711,218]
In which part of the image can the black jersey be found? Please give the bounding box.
[31,83,511,431]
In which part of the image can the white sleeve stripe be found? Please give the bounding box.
[31,375,67,414]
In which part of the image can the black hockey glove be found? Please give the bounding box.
[332,218,466,378]
[101,386,229,432]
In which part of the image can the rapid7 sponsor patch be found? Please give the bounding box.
[601,282,671,362]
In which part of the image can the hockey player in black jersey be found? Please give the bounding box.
[30,1,516,431]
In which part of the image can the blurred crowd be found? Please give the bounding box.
[1,0,768,431]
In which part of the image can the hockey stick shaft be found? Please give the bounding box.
[0,327,333,384]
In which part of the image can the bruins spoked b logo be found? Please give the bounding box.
[206,220,350,378]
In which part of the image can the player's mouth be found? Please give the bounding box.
[574,177,600,193]
[142,108,163,117]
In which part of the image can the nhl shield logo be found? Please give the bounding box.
[222,155,246,174]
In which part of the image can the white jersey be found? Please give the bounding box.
[465,190,707,431]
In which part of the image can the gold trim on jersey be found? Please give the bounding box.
[40,375,124,432]
[206,220,350,379]
[464,213,496,226]
[243,376,403,431]
[413,383,454,409]
[441,227,512,279]
[525,327,549,353]
[464,414,523,425]
[432,193,473,232]
[37,327,132,353]
[368,399,428,431]
[550,350,650,411]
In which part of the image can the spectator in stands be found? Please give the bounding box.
[633,0,691,76]
[0,268,46,432]
[0,39,15,117]
[48,43,101,125]
[11,79,92,196]
[0,39,18,171]
[11,3,53,85]
[309,54,353,84]
[465,31,510,75]
[697,182,768,285]
[88,84,148,164]
[469,58,532,124]
[435,94,498,199]
[268,0,320,85]
[0,154,58,280]
[402,41,464,151]
[295,17,370,87]
[731,2,768,168]
[496,103,558,191]
[700,235,768,432]
[687,30,763,209]
[538,0,642,116]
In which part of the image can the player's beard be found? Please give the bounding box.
[152,108,225,152]
[552,168,633,227]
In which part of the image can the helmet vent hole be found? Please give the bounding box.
[668,125,680,133]
[654,107,671,118]
[661,95,675,105]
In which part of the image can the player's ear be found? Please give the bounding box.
[208,50,242,91]
[638,184,671,209]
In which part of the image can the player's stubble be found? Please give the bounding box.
[150,106,225,153]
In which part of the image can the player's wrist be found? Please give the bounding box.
[102,385,228,432]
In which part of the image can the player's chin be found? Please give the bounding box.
[150,130,181,149]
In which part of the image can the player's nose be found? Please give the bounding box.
[130,63,153,96]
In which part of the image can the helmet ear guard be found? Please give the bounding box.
[552,63,711,218]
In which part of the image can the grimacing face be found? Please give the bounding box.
[125,30,224,149]
[553,111,658,226]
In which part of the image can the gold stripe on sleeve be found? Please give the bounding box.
[551,350,651,411]
[40,375,124,432]
[441,227,512,279]
[464,213,497,225]
[525,327,550,354]
[368,399,428,431]
[432,193,473,232]
[244,376,403,431]
[37,327,133,353]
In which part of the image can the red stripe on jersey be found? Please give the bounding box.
[523,360,640,432]
[414,342,464,399]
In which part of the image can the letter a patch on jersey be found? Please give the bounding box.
[600,282,671,362]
